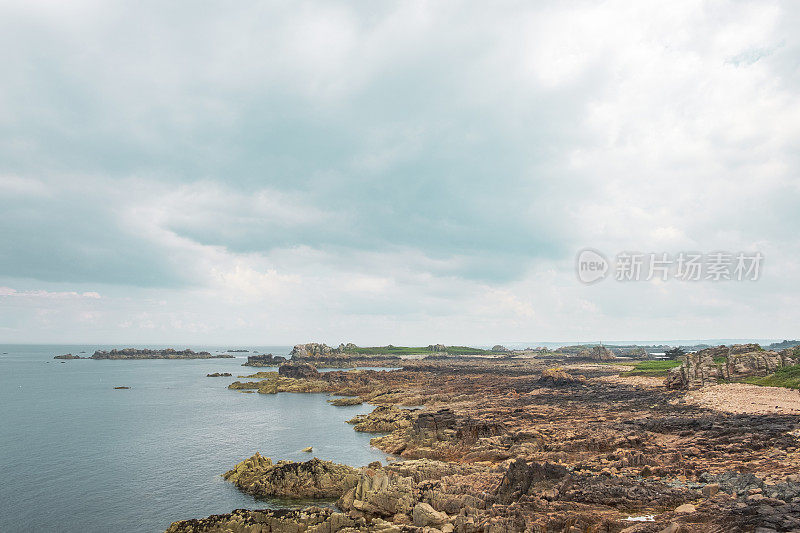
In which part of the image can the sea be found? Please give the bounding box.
[0,344,389,532]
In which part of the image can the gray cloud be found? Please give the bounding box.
[1,1,799,342]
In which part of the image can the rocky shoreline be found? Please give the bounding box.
[54,348,235,360]
[166,345,800,532]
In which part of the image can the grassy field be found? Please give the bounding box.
[743,364,800,389]
[346,345,501,356]
[620,359,682,376]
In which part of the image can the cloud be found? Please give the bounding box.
[0,1,799,342]
[0,287,100,299]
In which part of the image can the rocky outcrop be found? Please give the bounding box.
[53,353,85,359]
[428,344,447,352]
[348,405,414,433]
[290,343,336,359]
[328,396,363,406]
[223,453,359,499]
[242,353,287,367]
[172,349,800,533]
[206,372,231,377]
[165,507,389,533]
[494,459,568,504]
[338,467,416,518]
[578,345,615,361]
[278,361,319,379]
[91,348,232,360]
[665,344,797,389]
[537,367,587,385]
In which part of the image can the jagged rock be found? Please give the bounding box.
[665,345,797,389]
[223,453,359,498]
[338,469,416,517]
[290,343,336,359]
[278,361,320,379]
[338,342,359,352]
[494,459,568,503]
[428,344,447,352]
[412,502,448,527]
[721,350,796,380]
[538,367,587,385]
[348,405,414,433]
[206,372,231,377]
[492,345,510,352]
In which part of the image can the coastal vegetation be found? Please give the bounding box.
[619,359,681,376]
[743,364,800,389]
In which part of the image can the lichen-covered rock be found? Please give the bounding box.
[223,453,359,499]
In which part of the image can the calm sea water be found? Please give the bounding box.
[0,344,388,533]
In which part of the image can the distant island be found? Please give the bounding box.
[54,348,235,360]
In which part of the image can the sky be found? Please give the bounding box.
[1,0,799,346]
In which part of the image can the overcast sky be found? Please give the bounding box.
[1,1,799,345]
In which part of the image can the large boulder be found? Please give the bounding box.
[223,453,359,498]
[412,502,448,527]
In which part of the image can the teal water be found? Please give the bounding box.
[0,345,388,532]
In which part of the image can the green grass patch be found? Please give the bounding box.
[742,364,800,389]
[620,359,681,377]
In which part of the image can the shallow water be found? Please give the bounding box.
[0,344,388,532]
